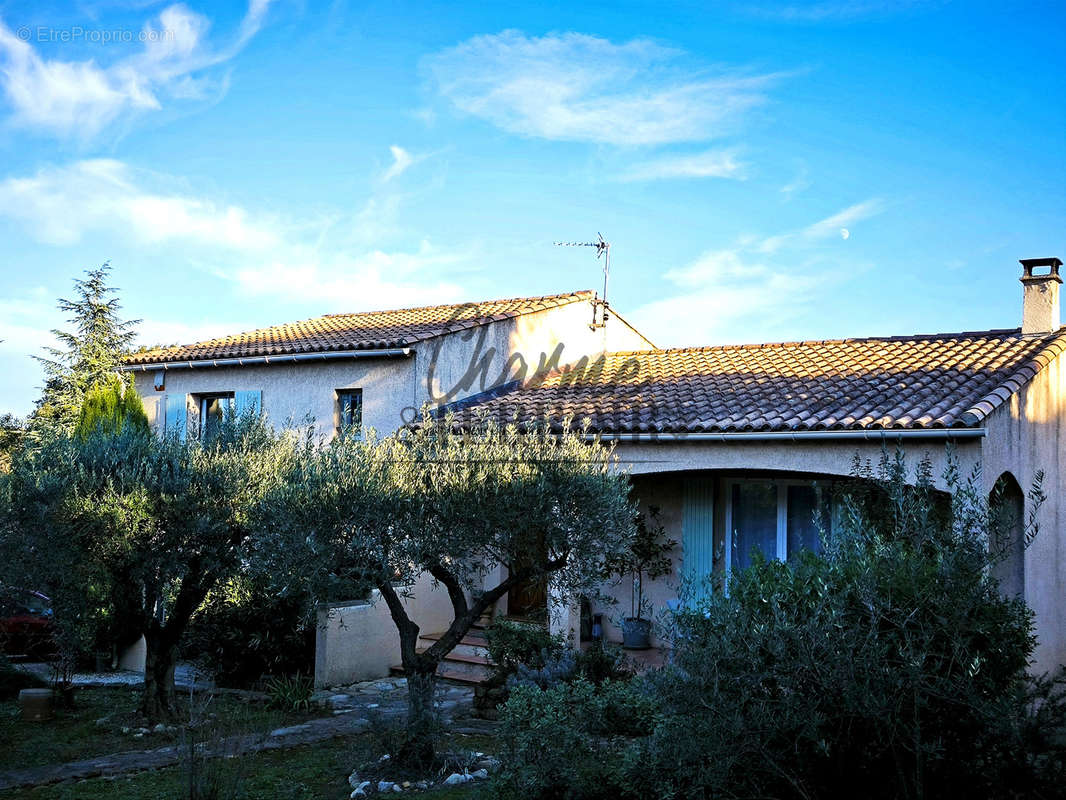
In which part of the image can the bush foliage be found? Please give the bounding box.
[489,453,1066,800]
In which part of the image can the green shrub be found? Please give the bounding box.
[638,453,1066,800]
[182,577,315,689]
[492,678,652,800]
[485,619,567,678]
[264,671,314,712]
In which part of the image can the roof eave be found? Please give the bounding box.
[121,347,414,371]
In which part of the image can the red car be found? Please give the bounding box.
[0,589,54,660]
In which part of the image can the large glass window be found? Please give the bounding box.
[728,479,830,572]
[198,393,233,439]
[730,482,779,571]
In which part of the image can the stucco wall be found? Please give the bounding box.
[413,300,653,412]
[981,347,1066,674]
[615,437,983,488]
[314,572,456,687]
[133,297,654,441]
[594,473,683,649]
[133,356,417,441]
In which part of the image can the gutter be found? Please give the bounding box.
[120,348,413,372]
[586,428,987,443]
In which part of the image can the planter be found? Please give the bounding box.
[621,617,652,650]
[18,688,54,721]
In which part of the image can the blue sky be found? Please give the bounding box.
[0,0,1063,415]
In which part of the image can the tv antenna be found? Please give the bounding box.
[553,232,610,329]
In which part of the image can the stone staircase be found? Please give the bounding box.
[389,620,496,686]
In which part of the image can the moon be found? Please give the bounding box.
[840,228,850,240]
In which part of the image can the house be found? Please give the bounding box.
[121,290,654,681]
[124,257,1066,682]
[451,258,1066,674]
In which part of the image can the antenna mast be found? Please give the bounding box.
[554,233,610,329]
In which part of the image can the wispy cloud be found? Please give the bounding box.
[620,148,746,182]
[381,145,414,182]
[745,1,933,22]
[0,159,284,248]
[0,1,273,139]
[780,162,810,196]
[631,200,884,344]
[0,159,467,312]
[424,30,786,146]
[632,248,827,345]
[758,198,883,253]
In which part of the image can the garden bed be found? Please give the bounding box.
[0,685,320,771]
[2,732,496,800]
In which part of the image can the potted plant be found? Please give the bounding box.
[608,507,676,649]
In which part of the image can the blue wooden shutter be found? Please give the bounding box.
[234,390,261,420]
[682,476,715,604]
[164,393,187,439]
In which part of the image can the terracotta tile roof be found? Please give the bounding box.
[125,291,594,366]
[449,327,1066,434]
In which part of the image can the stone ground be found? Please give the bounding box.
[0,674,489,792]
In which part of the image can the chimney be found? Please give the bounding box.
[1020,257,1062,335]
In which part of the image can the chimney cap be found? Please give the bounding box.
[1019,257,1063,283]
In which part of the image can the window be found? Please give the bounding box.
[198,393,234,439]
[337,389,363,435]
[726,479,831,572]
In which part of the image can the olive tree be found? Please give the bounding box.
[256,415,635,763]
[0,416,294,719]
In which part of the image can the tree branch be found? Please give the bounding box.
[427,561,469,620]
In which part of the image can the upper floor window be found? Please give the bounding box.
[337,389,363,435]
[199,393,234,439]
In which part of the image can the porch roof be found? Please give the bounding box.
[448,326,1066,434]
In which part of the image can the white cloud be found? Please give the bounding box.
[632,248,826,346]
[620,148,746,181]
[758,198,883,253]
[425,30,784,146]
[380,145,422,182]
[780,163,810,195]
[0,158,468,313]
[631,201,885,345]
[0,1,273,139]
[0,159,283,248]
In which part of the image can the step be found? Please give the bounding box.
[388,662,493,685]
[419,632,489,660]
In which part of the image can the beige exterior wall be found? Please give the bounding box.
[314,572,455,687]
[132,299,653,441]
[981,347,1066,674]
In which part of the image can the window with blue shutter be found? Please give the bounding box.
[234,390,262,420]
[164,393,187,439]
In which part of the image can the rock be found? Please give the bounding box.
[392,786,402,793]
[377,780,394,792]
[401,781,411,788]
[348,772,362,788]
[350,780,371,798]
[443,773,470,785]
[133,732,144,738]
[367,703,379,709]
[120,726,131,734]
[328,693,353,706]
[152,723,166,733]
[470,769,489,780]
[269,723,312,737]
[378,753,391,762]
